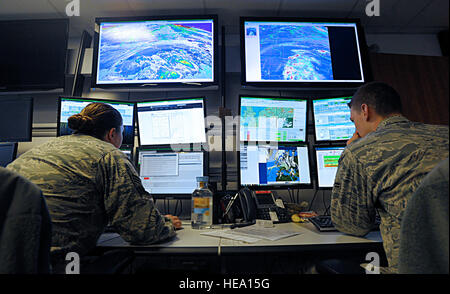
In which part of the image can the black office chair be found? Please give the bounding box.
[0,167,52,274]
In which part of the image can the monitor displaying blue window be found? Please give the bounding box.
[138,148,204,195]
[93,16,217,87]
[240,96,307,142]
[239,143,311,189]
[137,98,206,146]
[242,18,368,86]
[315,146,345,189]
[58,97,135,148]
[312,96,355,142]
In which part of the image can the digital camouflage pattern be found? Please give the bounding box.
[331,115,449,273]
[7,134,175,266]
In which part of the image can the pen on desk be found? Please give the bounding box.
[230,221,255,229]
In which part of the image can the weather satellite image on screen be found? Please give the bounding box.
[241,106,294,129]
[97,20,213,84]
[266,148,299,182]
[259,25,333,81]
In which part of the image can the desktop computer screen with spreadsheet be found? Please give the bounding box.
[240,96,307,143]
[314,146,345,189]
[312,96,355,142]
[136,98,206,146]
[137,148,204,196]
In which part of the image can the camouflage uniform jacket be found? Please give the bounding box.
[331,115,449,273]
[7,134,175,265]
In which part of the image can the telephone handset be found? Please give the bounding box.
[238,188,290,223]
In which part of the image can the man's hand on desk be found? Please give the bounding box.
[165,214,183,230]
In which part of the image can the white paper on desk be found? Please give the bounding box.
[231,225,301,241]
[200,229,261,243]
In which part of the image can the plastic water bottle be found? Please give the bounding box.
[191,176,213,229]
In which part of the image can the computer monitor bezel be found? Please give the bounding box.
[0,142,18,167]
[311,95,355,145]
[136,146,209,199]
[240,16,372,88]
[136,96,207,148]
[313,144,346,190]
[0,97,33,142]
[57,96,136,149]
[92,15,219,89]
[238,142,314,190]
[239,94,309,144]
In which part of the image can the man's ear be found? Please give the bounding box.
[361,104,370,121]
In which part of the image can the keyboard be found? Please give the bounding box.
[256,207,291,224]
[309,215,381,232]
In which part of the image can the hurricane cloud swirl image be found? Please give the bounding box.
[259,25,333,81]
[97,21,213,83]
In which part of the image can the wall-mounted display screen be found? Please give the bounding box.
[241,17,370,87]
[93,16,217,88]
[0,19,68,91]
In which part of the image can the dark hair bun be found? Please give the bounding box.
[68,113,94,132]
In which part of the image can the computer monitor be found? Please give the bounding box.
[241,17,371,87]
[136,97,206,146]
[314,146,345,189]
[239,143,312,189]
[0,142,18,167]
[137,147,205,197]
[240,96,308,143]
[57,97,135,148]
[92,15,218,88]
[0,97,33,142]
[312,96,355,143]
[0,18,69,92]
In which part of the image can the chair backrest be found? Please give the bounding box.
[0,167,52,274]
[399,157,449,274]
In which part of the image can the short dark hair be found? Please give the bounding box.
[67,102,123,139]
[348,81,403,116]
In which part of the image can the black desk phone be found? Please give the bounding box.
[238,188,290,223]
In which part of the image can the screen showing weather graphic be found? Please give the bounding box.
[240,143,311,188]
[240,96,307,142]
[95,18,215,85]
[243,20,365,84]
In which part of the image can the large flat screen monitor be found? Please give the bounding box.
[0,19,68,92]
[240,96,308,143]
[57,97,135,148]
[241,17,370,87]
[0,97,33,142]
[314,146,345,189]
[92,15,218,88]
[136,97,206,146]
[0,143,18,167]
[312,96,355,143]
[137,148,205,197]
[239,143,312,189]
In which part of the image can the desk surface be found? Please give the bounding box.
[97,222,383,254]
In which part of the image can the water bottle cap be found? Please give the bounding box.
[196,176,209,182]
